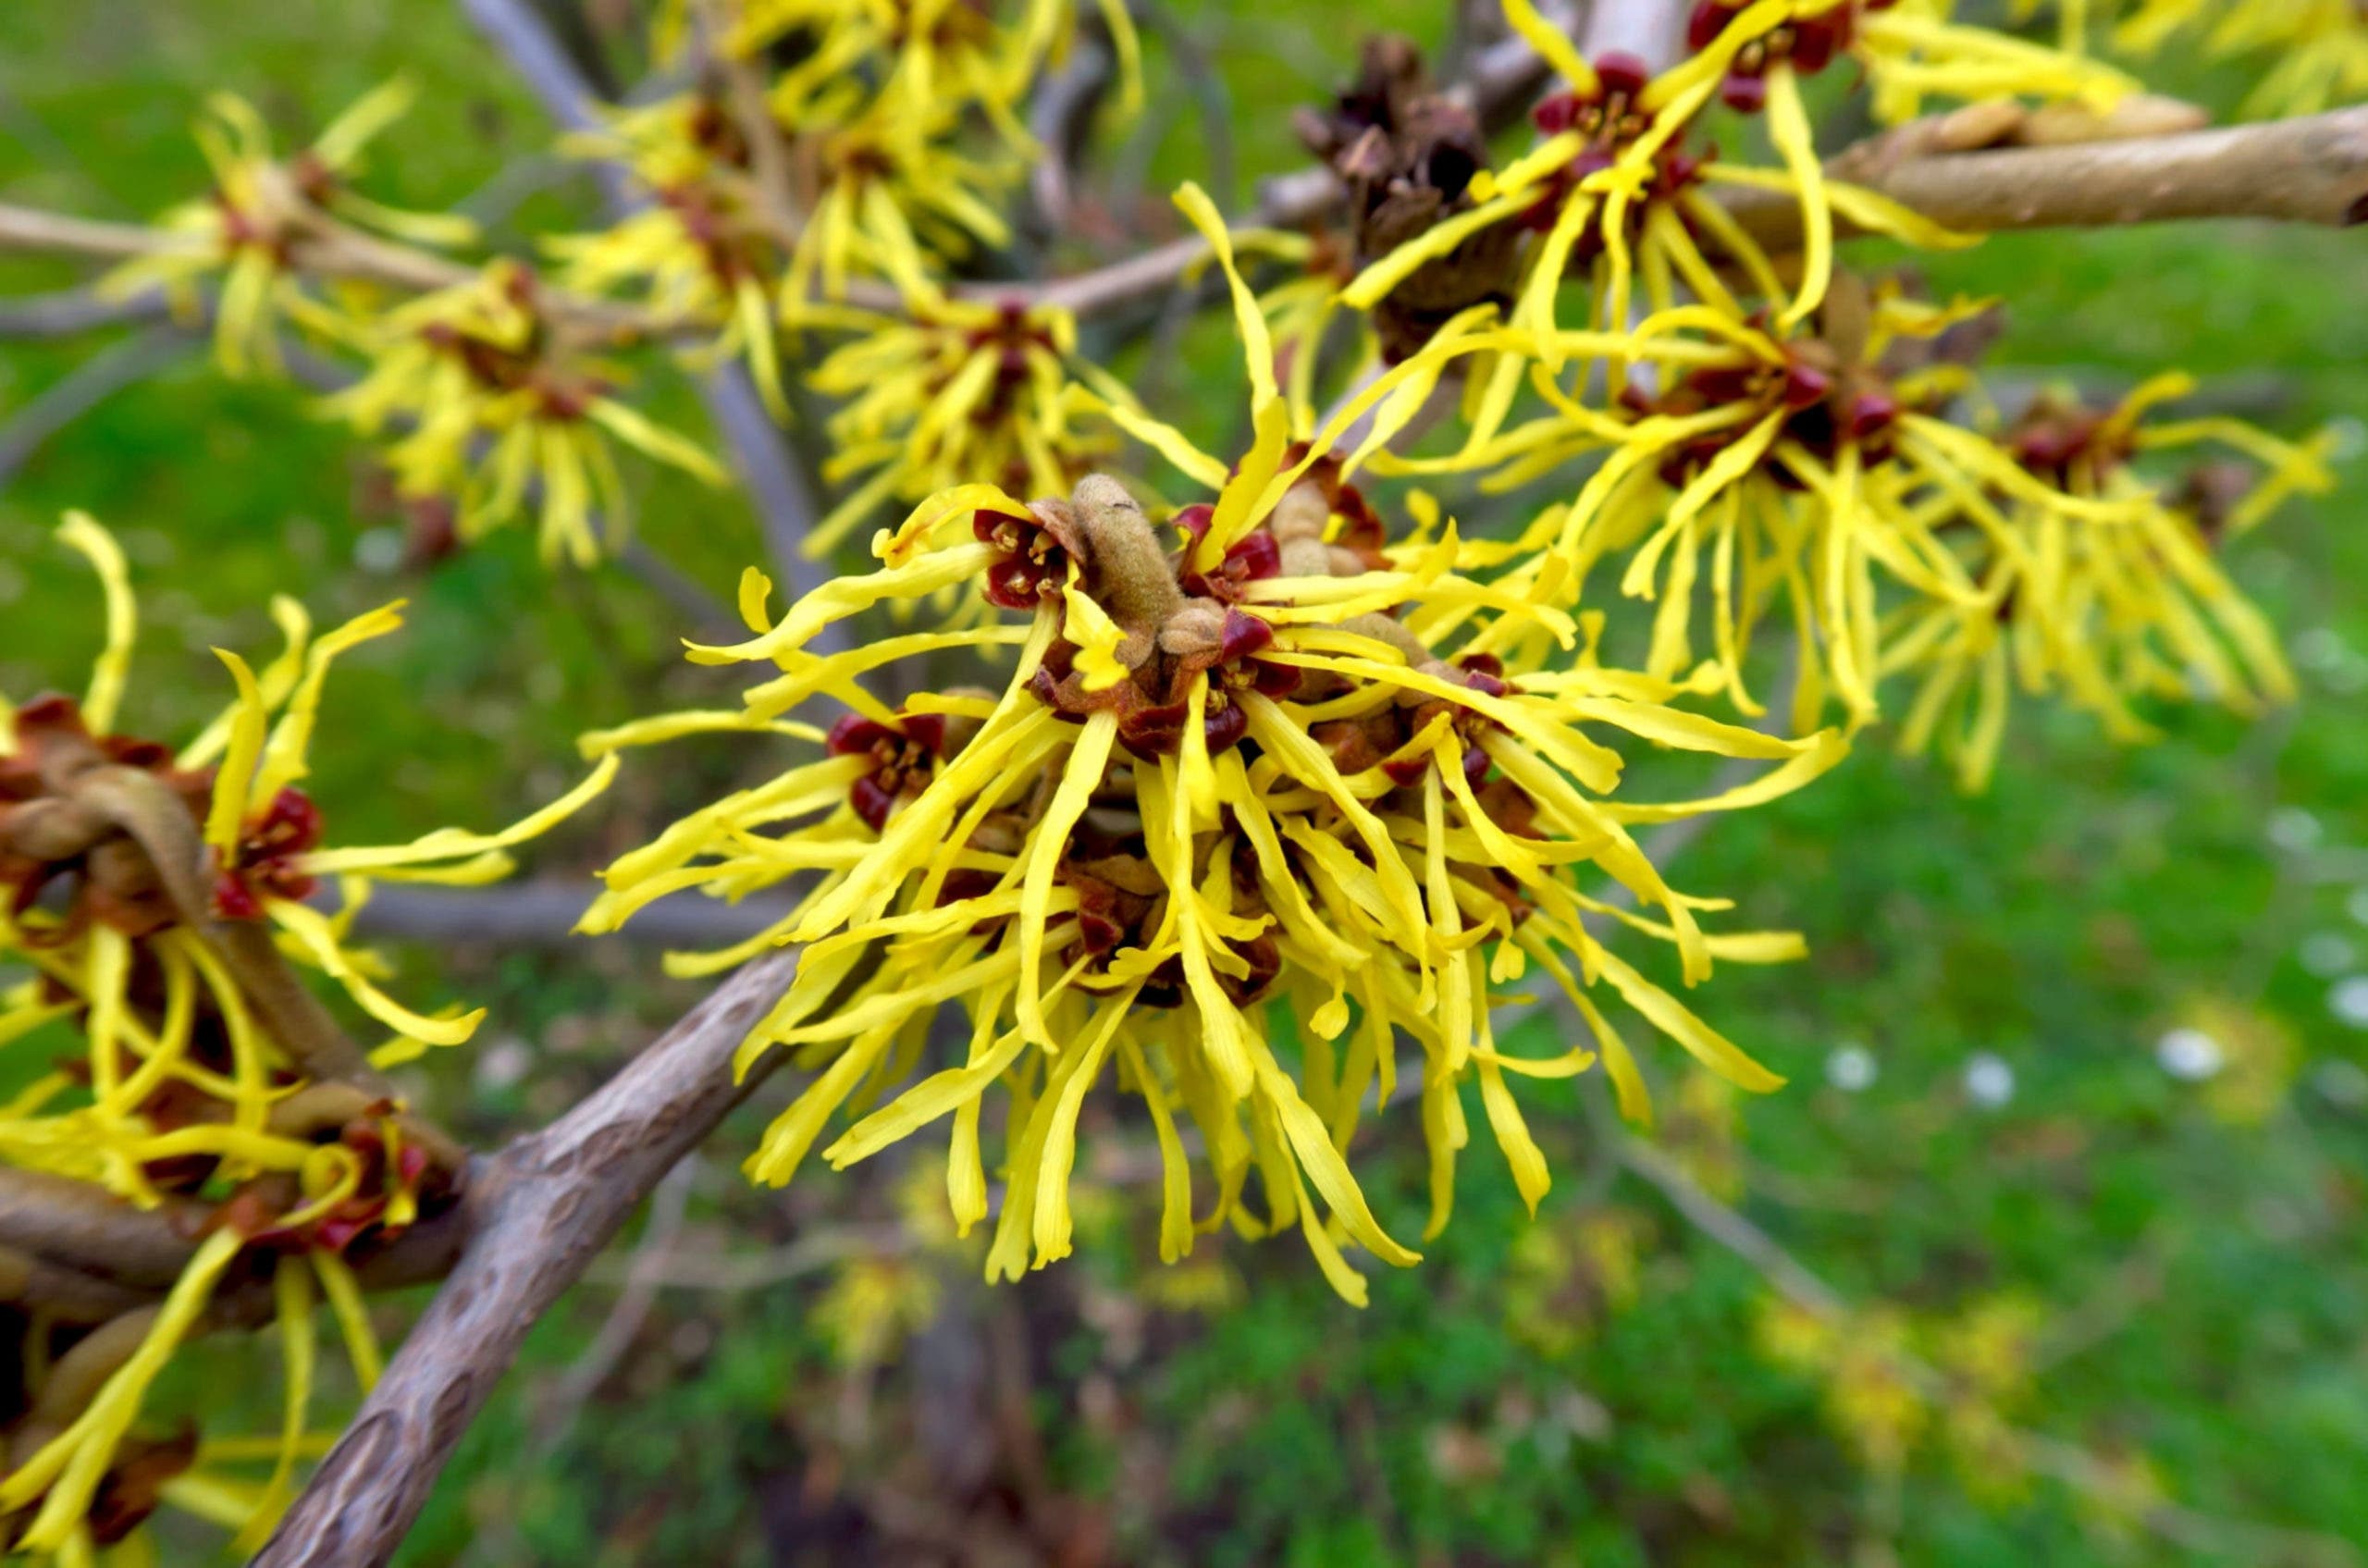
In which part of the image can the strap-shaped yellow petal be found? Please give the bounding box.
[56,513,136,735]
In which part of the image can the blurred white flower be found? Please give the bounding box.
[2267,808,2322,854]
[2312,1060,2368,1110]
[2326,414,2365,462]
[475,1034,536,1092]
[2329,978,2368,1031]
[1964,1053,2016,1108]
[1825,1043,1878,1093]
[353,525,407,574]
[2292,626,2350,672]
[2155,1027,2225,1082]
[2300,932,2358,978]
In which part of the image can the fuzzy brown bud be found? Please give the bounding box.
[1072,474,1186,666]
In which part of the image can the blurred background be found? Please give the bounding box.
[3,2,2365,1564]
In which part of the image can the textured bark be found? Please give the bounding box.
[0,1169,210,1291]
[253,948,796,1568]
[1581,0,1688,70]
[1726,106,2368,250]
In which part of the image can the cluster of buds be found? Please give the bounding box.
[1297,35,1519,362]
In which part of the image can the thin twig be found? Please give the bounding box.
[580,1222,910,1291]
[0,284,172,339]
[329,878,797,950]
[0,327,193,488]
[0,204,189,264]
[616,539,741,637]
[1614,1132,2361,1568]
[0,199,663,338]
[458,0,633,210]
[1580,0,1689,69]
[1616,1134,1846,1314]
[697,363,844,625]
[0,1168,211,1290]
[1025,26,1116,232]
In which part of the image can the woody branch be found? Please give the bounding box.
[253,946,799,1568]
[8,74,2364,340]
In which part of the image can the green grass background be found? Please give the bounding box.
[2,3,2364,1564]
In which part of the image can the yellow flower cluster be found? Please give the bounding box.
[100,81,474,377]
[574,0,2335,1301]
[2115,0,2368,116]
[320,261,723,566]
[550,0,1147,553]
[796,287,1126,559]
[71,0,2334,1320]
[1344,2,2324,783]
[586,190,1844,1303]
[0,520,609,1556]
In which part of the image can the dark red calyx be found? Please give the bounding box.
[1594,52,1651,100]
[1217,609,1275,665]
[827,711,947,831]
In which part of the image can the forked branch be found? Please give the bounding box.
[255,946,798,1568]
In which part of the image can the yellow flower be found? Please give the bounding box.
[585,186,1844,1303]
[810,1255,944,1371]
[100,81,475,378]
[795,286,1121,558]
[0,515,612,1551]
[1881,375,2331,788]
[1344,0,2108,366]
[779,85,1021,305]
[1504,1204,1646,1356]
[548,93,793,414]
[713,0,1142,131]
[1757,1298,1927,1475]
[2115,0,2368,116]
[320,260,723,566]
[1442,287,2090,738]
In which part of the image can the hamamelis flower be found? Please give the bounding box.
[0,517,608,1552]
[2,516,616,1101]
[549,93,793,414]
[2115,0,2368,117]
[320,260,723,566]
[796,286,1124,557]
[99,81,475,378]
[585,187,1844,1302]
[1685,0,2130,124]
[779,85,1020,306]
[1442,285,2112,734]
[1878,376,2333,787]
[1346,0,2114,364]
[714,0,1142,135]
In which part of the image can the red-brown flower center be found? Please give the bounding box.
[827,711,949,831]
